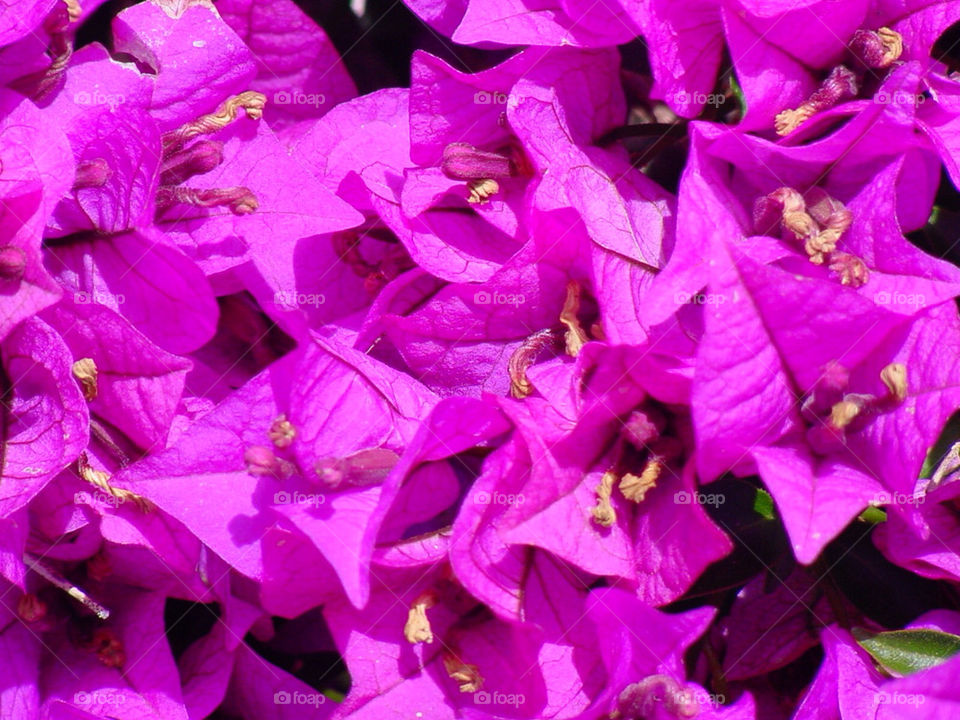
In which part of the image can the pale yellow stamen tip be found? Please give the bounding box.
[880,363,907,403]
[877,27,903,66]
[268,414,297,449]
[403,591,437,644]
[775,106,816,136]
[619,461,661,503]
[591,470,617,527]
[64,0,81,21]
[829,399,862,430]
[467,178,499,204]
[71,357,98,401]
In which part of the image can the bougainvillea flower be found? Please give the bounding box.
[402,0,637,48]
[693,239,960,563]
[110,0,257,133]
[0,88,72,340]
[0,0,56,47]
[450,342,732,619]
[41,299,191,452]
[116,334,439,608]
[292,86,520,284]
[716,568,841,682]
[216,0,356,132]
[44,227,219,354]
[45,43,158,237]
[326,539,606,719]
[795,611,960,719]
[581,587,757,719]
[0,316,88,517]
[647,68,957,329]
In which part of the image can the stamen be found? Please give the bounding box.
[23,553,110,620]
[849,27,903,69]
[73,158,112,189]
[619,462,660,503]
[77,452,154,511]
[880,362,907,403]
[268,414,297,449]
[559,281,590,357]
[156,185,259,215]
[71,358,98,401]
[64,0,82,22]
[161,91,266,156]
[775,66,858,135]
[507,329,558,399]
[403,590,437,644]
[442,651,483,693]
[591,470,618,527]
[828,253,869,286]
[754,188,817,242]
[0,245,26,286]
[466,178,499,204]
[616,675,700,720]
[159,140,224,186]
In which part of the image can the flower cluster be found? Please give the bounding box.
[6,0,960,717]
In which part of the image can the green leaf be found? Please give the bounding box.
[854,627,960,676]
[753,487,775,520]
